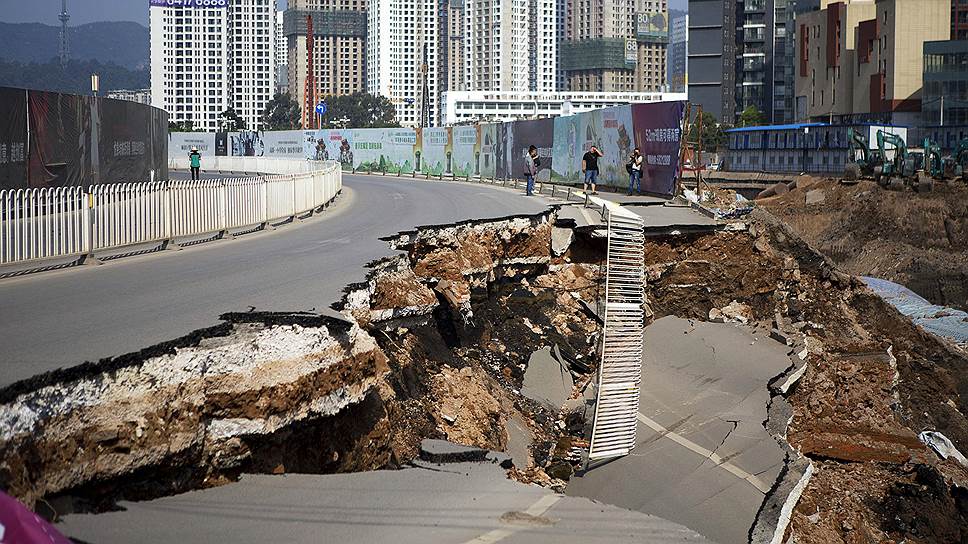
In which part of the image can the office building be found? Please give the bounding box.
[688,0,793,124]
[923,39,968,126]
[668,11,687,92]
[561,0,668,93]
[464,0,555,93]
[150,0,276,132]
[286,0,368,122]
[953,1,968,40]
[441,90,686,123]
[794,0,950,123]
[368,0,439,126]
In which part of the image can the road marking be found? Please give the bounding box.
[462,494,562,544]
[636,412,771,494]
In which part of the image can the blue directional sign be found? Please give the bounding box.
[315,102,328,115]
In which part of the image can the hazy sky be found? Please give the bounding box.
[2,0,684,27]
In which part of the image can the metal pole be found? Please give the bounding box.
[941,95,945,127]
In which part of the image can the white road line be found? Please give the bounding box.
[636,412,771,494]
[462,494,563,544]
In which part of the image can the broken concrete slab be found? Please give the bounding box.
[521,347,574,410]
[569,316,791,544]
[418,439,489,464]
[918,431,968,467]
[58,459,712,544]
[505,415,534,469]
[551,226,574,257]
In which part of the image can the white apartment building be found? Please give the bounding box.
[150,0,275,132]
[441,90,686,123]
[368,0,439,126]
[106,88,152,105]
[464,0,555,93]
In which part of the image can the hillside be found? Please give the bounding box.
[0,58,148,95]
[0,21,148,70]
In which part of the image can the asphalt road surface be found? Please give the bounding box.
[567,317,791,544]
[0,174,548,387]
[58,453,710,544]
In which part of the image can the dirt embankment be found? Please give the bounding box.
[642,213,968,543]
[759,178,968,312]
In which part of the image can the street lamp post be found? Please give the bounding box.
[91,73,100,97]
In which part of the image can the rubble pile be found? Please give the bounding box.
[346,211,605,486]
[642,208,968,542]
[760,178,968,312]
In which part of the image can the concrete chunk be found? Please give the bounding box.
[805,189,825,206]
[418,439,488,464]
[521,347,574,410]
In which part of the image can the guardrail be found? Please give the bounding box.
[1,160,341,268]
[584,193,646,463]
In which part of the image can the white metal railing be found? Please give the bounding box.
[586,195,646,461]
[0,160,341,267]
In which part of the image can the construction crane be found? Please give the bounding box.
[59,0,70,69]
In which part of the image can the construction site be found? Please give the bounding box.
[0,84,967,543]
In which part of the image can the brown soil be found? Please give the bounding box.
[641,214,968,543]
[760,178,968,311]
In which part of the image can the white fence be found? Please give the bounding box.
[585,195,646,461]
[1,160,341,267]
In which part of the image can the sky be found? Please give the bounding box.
[1,0,684,27]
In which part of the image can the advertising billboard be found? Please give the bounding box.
[149,0,229,8]
[636,12,669,42]
[551,105,634,187]
[0,88,27,190]
[631,101,686,196]
[625,39,638,67]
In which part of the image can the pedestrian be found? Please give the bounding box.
[627,147,643,195]
[524,145,539,196]
[189,146,202,181]
[582,145,603,194]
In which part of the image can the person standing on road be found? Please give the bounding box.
[582,145,603,194]
[524,145,539,196]
[189,146,202,181]
[627,147,643,195]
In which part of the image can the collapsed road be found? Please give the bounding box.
[2,174,968,543]
[0,173,548,387]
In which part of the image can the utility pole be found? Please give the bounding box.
[59,0,70,69]
[941,95,945,126]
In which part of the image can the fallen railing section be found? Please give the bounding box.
[0,160,340,268]
[583,194,647,461]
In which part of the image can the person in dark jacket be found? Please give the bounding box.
[189,146,202,181]
[524,145,539,196]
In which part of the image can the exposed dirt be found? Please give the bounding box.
[759,178,968,312]
[641,212,968,543]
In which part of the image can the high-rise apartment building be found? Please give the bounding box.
[667,11,687,92]
[368,0,439,126]
[286,0,368,123]
[463,0,555,92]
[795,0,950,122]
[275,10,289,95]
[437,0,466,124]
[687,0,792,124]
[561,0,668,93]
[150,0,275,131]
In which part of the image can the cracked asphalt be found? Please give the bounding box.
[0,174,549,387]
[567,316,791,544]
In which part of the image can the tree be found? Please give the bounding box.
[260,93,302,130]
[218,108,246,131]
[688,111,727,151]
[738,105,766,127]
[317,92,399,129]
[168,120,198,132]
